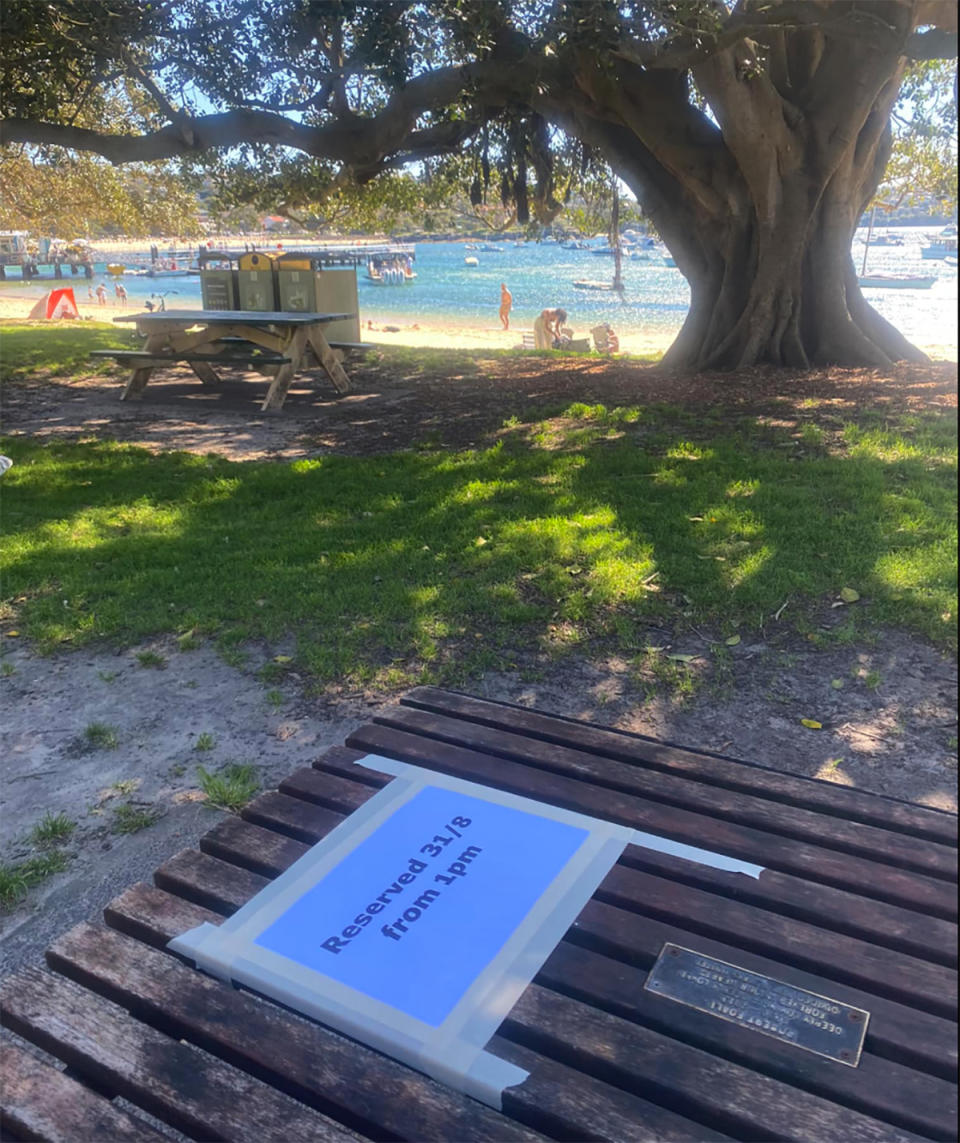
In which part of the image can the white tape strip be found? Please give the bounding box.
[355,753,765,878]
[628,829,764,879]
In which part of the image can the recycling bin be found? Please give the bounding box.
[237,251,278,311]
[198,251,238,310]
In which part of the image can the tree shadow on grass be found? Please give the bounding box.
[2,408,955,684]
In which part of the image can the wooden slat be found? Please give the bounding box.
[374,706,957,880]
[133,854,928,1143]
[490,1039,735,1142]
[98,886,726,1142]
[536,942,957,1141]
[0,969,361,1143]
[200,812,309,877]
[593,864,956,1018]
[168,821,959,1083]
[0,1042,167,1142]
[344,723,958,920]
[45,921,545,1143]
[310,750,959,968]
[570,898,958,1080]
[499,987,928,1143]
[402,687,958,846]
[243,789,344,842]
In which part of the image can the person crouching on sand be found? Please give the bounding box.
[499,282,512,330]
[533,307,567,349]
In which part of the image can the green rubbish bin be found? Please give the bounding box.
[198,251,238,310]
[276,253,322,312]
[237,251,279,311]
[276,255,360,341]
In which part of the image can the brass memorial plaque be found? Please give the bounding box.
[644,944,870,1066]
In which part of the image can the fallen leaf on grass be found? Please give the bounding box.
[667,653,697,663]
[831,678,844,689]
[273,655,293,663]
[839,587,860,603]
[800,719,823,730]
[725,635,741,646]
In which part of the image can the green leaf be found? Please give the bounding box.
[839,587,860,603]
[800,719,823,730]
[724,634,741,646]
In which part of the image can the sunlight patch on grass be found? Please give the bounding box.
[2,401,955,679]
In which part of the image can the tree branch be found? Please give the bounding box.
[0,58,524,169]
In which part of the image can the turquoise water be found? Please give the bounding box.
[2,229,956,350]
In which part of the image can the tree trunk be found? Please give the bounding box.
[561,4,931,371]
[656,185,929,371]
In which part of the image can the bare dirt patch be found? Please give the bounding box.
[2,353,956,460]
[2,352,956,973]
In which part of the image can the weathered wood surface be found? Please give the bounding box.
[0,969,362,1143]
[4,686,956,1142]
[0,1042,167,1142]
[297,752,960,968]
[218,788,959,1082]
[401,687,958,844]
[371,705,956,879]
[345,723,958,919]
[148,835,958,1139]
[108,312,354,408]
[95,866,933,1143]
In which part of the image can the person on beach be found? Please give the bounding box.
[95,283,107,305]
[499,282,512,330]
[533,306,567,349]
[115,282,128,307]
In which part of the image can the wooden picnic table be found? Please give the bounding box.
[107,309,356,411]
[1,686,956,1142]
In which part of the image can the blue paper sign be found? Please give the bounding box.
[255,784,589,1025]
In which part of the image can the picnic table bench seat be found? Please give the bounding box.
[1,686,956,1142]
[90,348,294,368]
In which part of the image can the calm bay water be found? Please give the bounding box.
[2,227,956,352]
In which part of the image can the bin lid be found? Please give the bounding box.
[276,253,316,270]
[198,250,235,267]
[238,251,278,270]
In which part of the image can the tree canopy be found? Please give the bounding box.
[1,0,956,368]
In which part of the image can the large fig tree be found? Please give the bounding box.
[1,0,956,368]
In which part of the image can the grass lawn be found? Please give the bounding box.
[0,320,137,381]
[2,394,956,688]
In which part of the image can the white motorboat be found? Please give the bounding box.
[858,273,936,289]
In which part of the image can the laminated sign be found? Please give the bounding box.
[172,754,761,1107]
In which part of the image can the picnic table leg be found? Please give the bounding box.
[261,327,309,412]
[306,326,351,395]
[188,360,223,387]
[120,333,167,401]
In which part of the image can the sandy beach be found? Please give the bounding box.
[0,289,679,357]
[1,285,955,361]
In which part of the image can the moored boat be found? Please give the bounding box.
[921,236,958,259]
[858,273,936,289]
